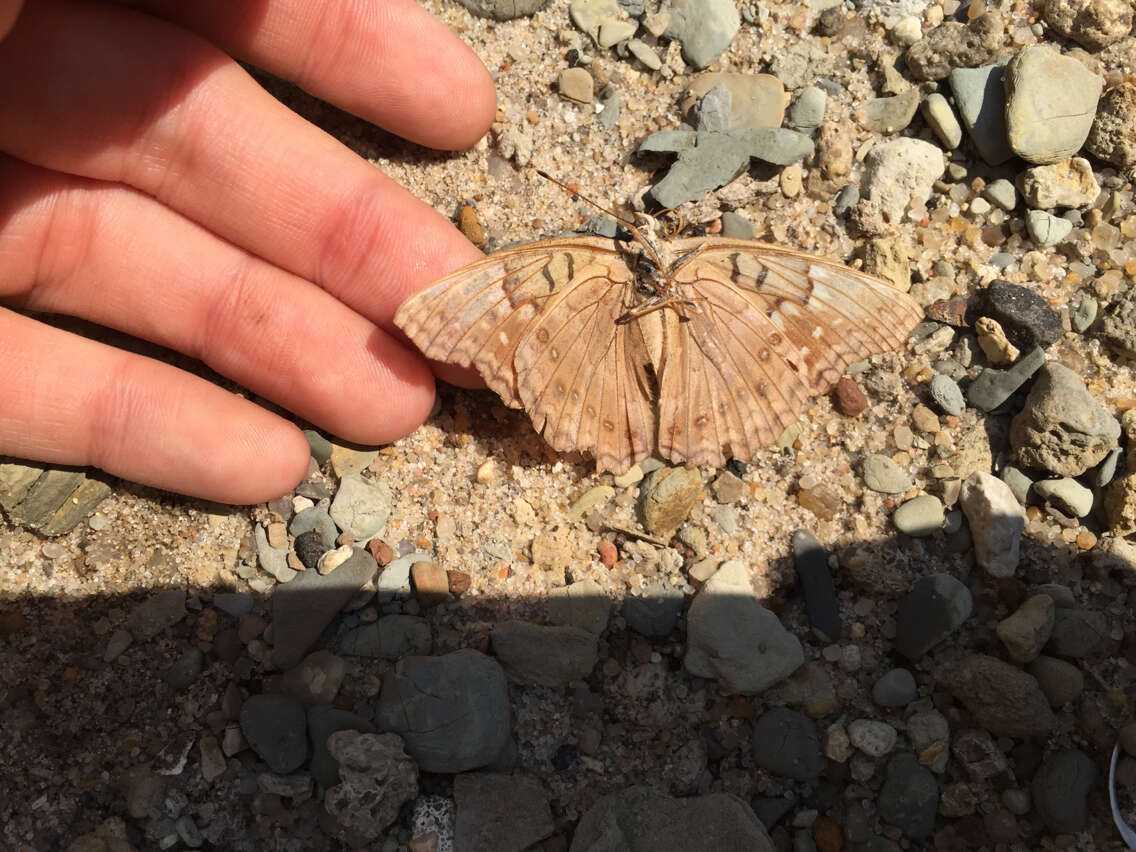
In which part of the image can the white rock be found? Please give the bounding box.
[848,719,898,757]
[863,137,946,221]
[960,472,1026,577]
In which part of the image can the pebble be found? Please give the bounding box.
[1095,445,1123,487]
[960,472,1026,578]
[1041,0,1133,51]
[307,705,378,788]
[996,594,1055,663]
[862,137,945,221]
[792,530,840,643]
[860,454,913,494]
[453,772,553,852]
[1004,45,1103,164]
[983,280,1064,351]
[940,654,1055,737]
[833,184,859,217]
[272,650,345,705]
[375,649,511,773]
[568,0,620,42]
[692,83,731,132]
[965,345,1045,412]
[684,560,804,694]
[128,589,187,642]
[459,0,546,19]
[848,719,898,757]
[975,317,1019,365]
[328,444,377,478]
[165,648,205,691]
[1010,363,1120,476]
[981,178,1018,211]
[620,581,684,637]
[597,18,636,48]
[834,376,869,416]
[1028,654,1085,706]
[1085,80,1136,167]
[324,731,418,839]
[378,553,429,602]
[1095,294,1136,360]
[1048,606,1108,658]
[905,12,1003,81]
[872,668,918,707]
[950,65,1013,165]
[337,614,432,659]
[877,753,939,840]
[1033,477,1094,517]
[893,495,945,537]
[920,92,962,148]
[316,543,353,576]
[638,466,702,535]
[719,211,754,239]
[329,474,391,542]
[213,592,253,618]
[1071,295,1098,334]
[624,38,661,70]
[492,620,597,686]
[753,708,821,781]
[894,573,973,660]
[788,86,826,133]
[1018,157,1101,209]
[548,578,610,635]
[859,88,920,134]
[929,373,964,416]
[889,15,922,47]
[769,662,838,719]
[289,505,338,551]
[239,694,308,774]
[558,67,593,104]
[663,0,740,69]
[1031,749,1096,834]
[410,560,449,608]
[685,73,785,129]
[270,548,379,669]
[255,524,295,583]
[908,709,951,773]
[573,788,776,850]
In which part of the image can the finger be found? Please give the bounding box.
[0,0,484,326]
[0,309,311,503]
[0,155,438,445]
[125,0,497,151]
[0,0,22,40]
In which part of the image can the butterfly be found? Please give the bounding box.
[394,213,923,475]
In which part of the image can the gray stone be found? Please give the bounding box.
[128,589,187,642]
[894,573,972,660]
[453,772,553,852]
[0,460,44,513]
[862,137,945,221]
[621,582,684,638]
[939,654,1055,737]
[626,38,662,71]
[239,694,308,774]
[1027,655,1085,706]
[981,177,1019,211]
[859,88,920,134]
[1004,45,1103,164]
[983,280,1063,351]
[165,648,205,691]
[1032,477,1094,517]
[719,211,755,239]
[569,0,620,41]
[1047,607,1108,658]
[491,620,598,686]
[337,614,431,659]
[329,474,391,542]
[270,548,379,668]
[255,524,295,584]
[767,662,838,719]
[893,495,945,537]
[753,708,821,781]
[684,72,786,129]
[374,649,511,773]
[878,753,939,840]
[213,593,253,618]
[834,184,859,217]
[570,787,775,851]
[324,731,418,839]
[929,373,965,416]
[860,454,913,494]
[663,0,740,69]
[921,92,962,149]
[905,12,1004,81]
[950,65,1014,165]
[3,467,84,528]
[377,552,428,602]
[788,86,827,132]
[693,84,731,132]
[458,0,546,18]
[685,560,803,694]
[960,472,1026,578]
[952,729,1009,780]
[548,578,611,635]
[1095,294,1136,359]
[303,429,332,464]
[1072,295,1098,334]
[996,594,1054,663]
[1031,749,1096,834]
[1010,363,1120,476]
[308,705,377,789]
[965,345,1046,412]
[791,530,840,642]
[873,668,918,707]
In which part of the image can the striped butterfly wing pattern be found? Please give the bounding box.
[394,233,922,474]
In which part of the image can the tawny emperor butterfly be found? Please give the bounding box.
[395,211,923,474]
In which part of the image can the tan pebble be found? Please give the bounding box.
[558,67,594,104]
[975,316,1020,365]
[447,570,471,596]
[411,561,450,608]
[569,485,615,519]
[266,522,288,550]
[613,465,644,488]
[1076,529,1097,550]
[597,540,618,567]
[475,458,497,483]
[911,403,941,433]
[286,552,305,573]
[813,815,843,852]
[459,204,486,249]
[336,531,355,547]
[919,740,946,766]
[526,109,540,124]
[780,163,803,197]
[317,544,353,575]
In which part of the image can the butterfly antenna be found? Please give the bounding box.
[535,169,636,229]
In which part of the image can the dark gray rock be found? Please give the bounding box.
[324,731,418,840]
[791,530,840,642]
[983,281,1063,351]
[569,787,775,851]
[308,705,378,789]
[1047,607,1108,659]
[165,648,205,691]
[872,668,918,707]
[965,345,1045,412]
[752,708,821,781]
[877,753,939,840]
[374,649,511,773]
[128,589,187,642]
[621,582,685,638]
[491,620,598,686]
[288,506,338,552]
[453,772,554,852]
[894,573,972,660]
[337,614,432,660]
[270,548,379,669]
[239,694,308,774]
[293,530,327,572]
[1031,749,1096,834]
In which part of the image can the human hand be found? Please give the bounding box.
[0,0,495,504]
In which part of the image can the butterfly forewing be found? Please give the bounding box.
[394,228,923,474]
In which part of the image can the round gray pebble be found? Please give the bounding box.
[893,495,945,537]
[861,454,914,494]
[929,373,965,415]
[872,668,918,707]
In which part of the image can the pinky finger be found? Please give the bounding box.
[0,308,311,503]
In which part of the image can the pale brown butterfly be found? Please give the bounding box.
[394,203,923,475]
